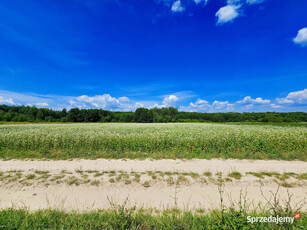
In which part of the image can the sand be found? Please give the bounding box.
[0,159,306,211]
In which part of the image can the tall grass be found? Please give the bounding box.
[0,123,306,160]
[0,208,305,229]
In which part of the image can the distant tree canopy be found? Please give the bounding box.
[0,104,306,123]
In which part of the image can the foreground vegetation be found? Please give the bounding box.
[0,208,305,229]
[1,104,306,123]
[1,169,306,188]
[0,123,306,160]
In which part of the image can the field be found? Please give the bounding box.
[0,123,306,160]
[0,123,306,229]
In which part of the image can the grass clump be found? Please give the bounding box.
[189,172,199,178]
[85,170,98,174]
[177,176,188,184]
[90,180,100,186]
[228,171,242,180]
[34,170,49,175]
[66,176,80,186]
[133,174,141,183]
[246,172,264,179]
[94,172,104,177]
[297,173,307,180]
[143,181,150,188]
[26,174,35,180]
[124,179,132,185]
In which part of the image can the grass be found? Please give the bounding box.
[0,208,305,230]
[1,169,305,188]
[0,123,306,160]
[66,176,80,186]
[228,171,242,180]
[26,174,35,180]
[143,181,150,188]
[90,180,100,186]
[297,173,307,180]
[34,170,49,175]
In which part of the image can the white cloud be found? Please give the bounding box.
[215,5,240,24]
[194,0,209,4]
[180,98,210,112]
[118,97,130,102]
[1,89,306,112]
[35,103,49,107]
[236,96,270,105]
[0,96,14,105]
[212,100,234,111]
[77,94,127,109]
[246,0,265,4]
[270,103,282,109]
[293,28,307,47]
[162,95,179,107]
[227,0,241,5]
[276,98,294,105]
[276,89,307,105]
[171,0,185,12]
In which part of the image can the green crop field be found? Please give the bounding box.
[0,123,306,160]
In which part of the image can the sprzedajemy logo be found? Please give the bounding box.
[247,212,301,224]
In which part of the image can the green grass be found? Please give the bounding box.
[0,123,306,160]
[26,174,35,180]
[296,173,307,180]
[203,171,212,177]
[228,171,242,180]
[0,208,305,230]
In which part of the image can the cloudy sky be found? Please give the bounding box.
[0,0,306,112]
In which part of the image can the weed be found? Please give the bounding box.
[26,174,35,180]
[90,180,100,186]
[297,173,307,180]
[143,181,150,188]
[228,171,242,180]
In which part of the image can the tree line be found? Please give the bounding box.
[0,104,306,123]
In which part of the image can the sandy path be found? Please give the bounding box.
[0,159,306,211]
[1,159,306,174]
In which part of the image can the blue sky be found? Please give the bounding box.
[0,0,306,112]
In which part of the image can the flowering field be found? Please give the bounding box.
[0,123,306,160]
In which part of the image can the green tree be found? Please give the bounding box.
[135,108,153,123]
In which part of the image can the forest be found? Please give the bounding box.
[0,104,306,123]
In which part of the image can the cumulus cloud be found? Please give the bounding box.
[162,95,179,107]
[0,96,14,105]
[118,97,130,102]
[215,5,240,24]
[180,98,210,112]
[76,94,139,111]
[276,89,307,105]
[236,96,271,105]
[1,89,306,112]
[293,28,307,47]
[171,0,185,12]
[212,100,234,111]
